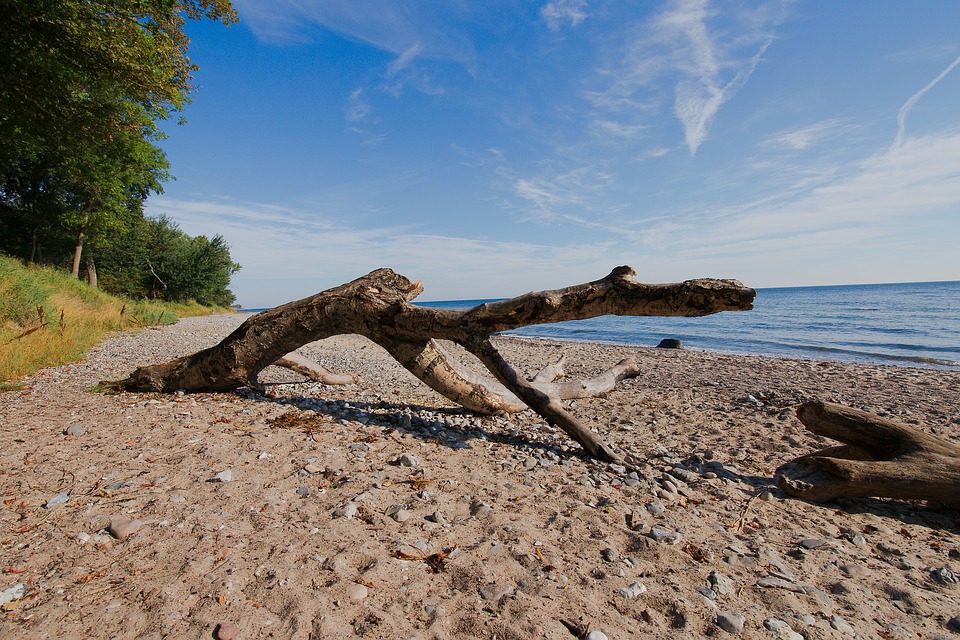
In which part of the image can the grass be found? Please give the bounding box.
[0,255,229,387]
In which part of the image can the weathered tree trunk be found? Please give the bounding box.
[106,266,755,461]
[86,256,98,289]
[776,401,960,509]
[71,210,89,279]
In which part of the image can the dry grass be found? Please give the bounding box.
[0,255,227,387]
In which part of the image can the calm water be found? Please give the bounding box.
[418,281,960,370]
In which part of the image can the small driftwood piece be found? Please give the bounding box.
[105,266,755,461]
[777,401,960,509]
[273,351,360,386]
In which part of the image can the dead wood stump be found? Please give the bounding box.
[777,401,960,509]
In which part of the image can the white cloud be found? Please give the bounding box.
[647,131,960,255]
[346,88,371,122]
[590,119,646,140]
[541,0,590,33]
[894,54,960,148]
[387,43,423,77]
[510,166,614,222]
[145,195,625,305]
[766,119,849,151]
[589,0,786,156]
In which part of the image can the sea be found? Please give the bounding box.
[415,280,960,371]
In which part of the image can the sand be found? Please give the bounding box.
[0,313,958,639]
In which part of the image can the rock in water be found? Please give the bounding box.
[656,338,683,349]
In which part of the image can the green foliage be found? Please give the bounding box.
[0,0,237,279]
[93,214,240,305]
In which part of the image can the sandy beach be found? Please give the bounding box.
[1,313,958,639]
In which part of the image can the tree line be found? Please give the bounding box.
[0,0,241,306]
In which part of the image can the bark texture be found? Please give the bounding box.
[777,401,960,508]
[106,266,755,461]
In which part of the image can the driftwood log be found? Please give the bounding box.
[777,401,960,509]
[106,266,755,462]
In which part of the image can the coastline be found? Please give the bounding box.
[1,313,958,638]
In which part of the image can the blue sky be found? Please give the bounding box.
[147,1,960,307]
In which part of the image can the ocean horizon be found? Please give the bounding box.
[242,279,960,371]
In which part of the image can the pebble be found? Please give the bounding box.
[947,616,960,632]
[670,467,699,483]
[346,583,369,601]
[931,566,960,585]
[169,495,186,503]
[645,501,666,515]
[601,548,620,563]
[585,631,609,640]
[756,577,803,593]
[716,611,745,634]
[763,618,803,640]
[524,456,538,470]
[709,571,736,596]
[333,503,358,519]
[839,563,867,578]
[65,425,86,436]
[799,538,826,550]
[830,615,855,635]
[391,509,411,522]
[0,583,25,606]
[648,526,682,545]
[212,469,233,483]
[479,582,514,601]
[470,501,493,517]
[697,586,717,601]
[397,453,420,467]
[619,582,647,598]
[108,518,143,540]
[296,486,310,498]
[44,492,69,509]
[214,622,241,640]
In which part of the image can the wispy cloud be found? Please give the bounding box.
[893,54,960,148]
[509,165,615,223]
[146,195,622,304]
[765,119,849,151]
[346,88,371,122]
[645,132,960,258]
[660,0,779,155]
[387,43,423,76]
[589,0,786,156]
[541,0,590,33]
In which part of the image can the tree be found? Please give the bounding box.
[91,214,239,305]
[0,0,237,276]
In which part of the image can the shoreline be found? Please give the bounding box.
[1,313,959,638]
[501,332,960,372]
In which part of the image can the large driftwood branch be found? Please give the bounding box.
[776,401,960,509]
[105,266,755,461]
